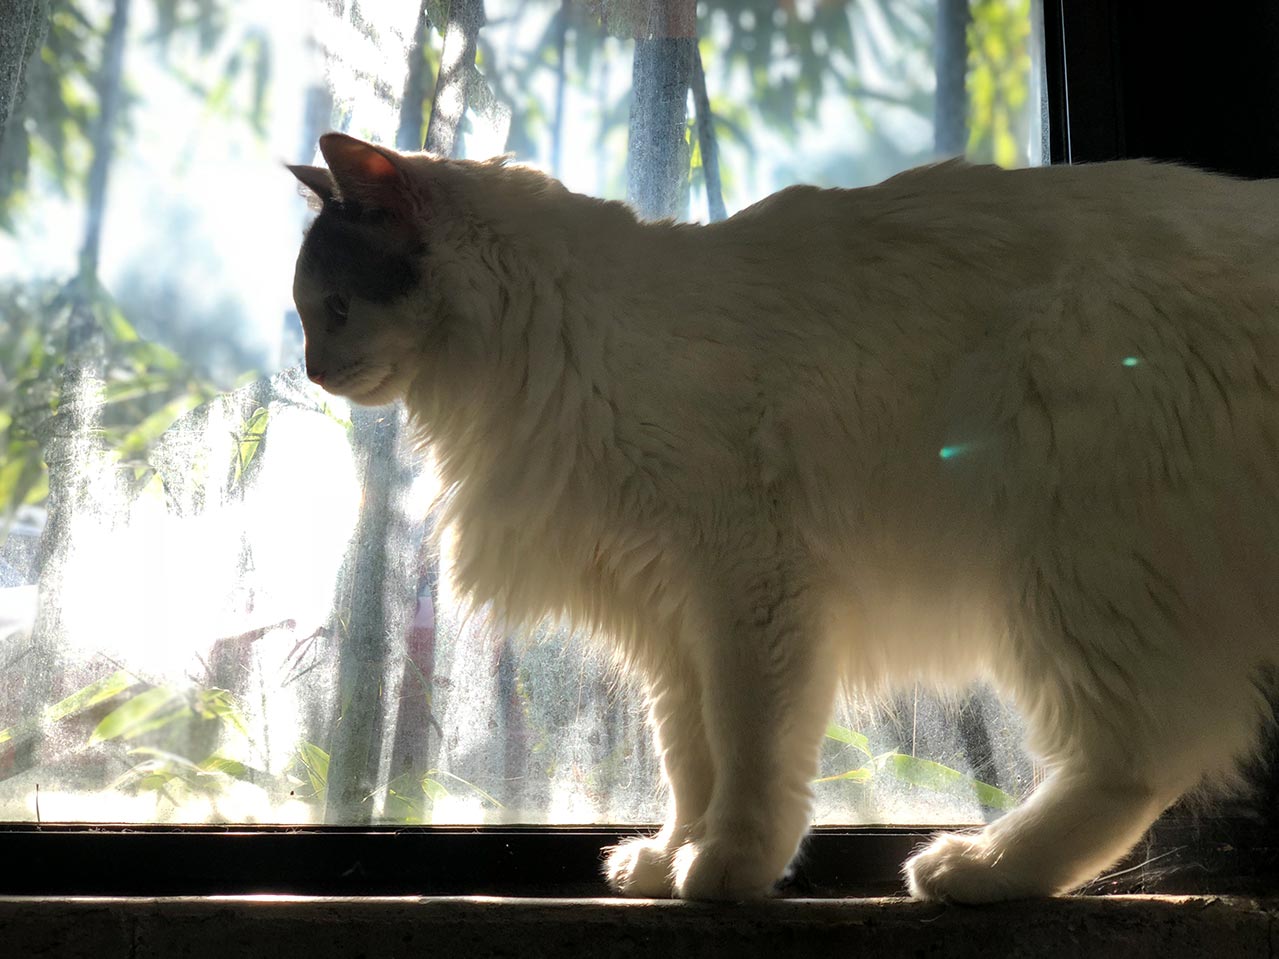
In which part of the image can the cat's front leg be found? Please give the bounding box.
[668,586,839,901]
[605,660,713,897]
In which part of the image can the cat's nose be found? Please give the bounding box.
[307,367,327,386]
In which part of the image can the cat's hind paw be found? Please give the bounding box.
[605,836,677,898]
[905,832,1047,904]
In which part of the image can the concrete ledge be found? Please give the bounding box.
[1,894,1274,958]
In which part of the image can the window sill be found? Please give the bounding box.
[3,894,1274,958]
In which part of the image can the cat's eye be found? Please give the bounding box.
[324,293,349,329]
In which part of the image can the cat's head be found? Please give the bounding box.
[288,134,431,406]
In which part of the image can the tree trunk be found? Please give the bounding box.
[934,0,971,157]
[27,0,131,714]
[0,0,48,155]
[690,44,725,222]
[396,0,435,151]
[324,409,416,823]
[595,32,609,196]
[370,0,492,824]
[78,0,131,291]
[330,0,492,825]
[425,0,486,156]
[626,0,696,221]
[386,540,439,804]
[550,0,569,179]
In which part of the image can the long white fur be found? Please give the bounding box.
[293,143,1279,902]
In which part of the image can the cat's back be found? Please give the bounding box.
[918,162,1279,533]
[727,158,1279,262]
[712,160,1279,531]
[712,158,1279,384]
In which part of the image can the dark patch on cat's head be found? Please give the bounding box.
[299,199,424,304]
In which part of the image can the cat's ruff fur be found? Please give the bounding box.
[291,132,1279,903]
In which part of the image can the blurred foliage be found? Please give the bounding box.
[0,5,98,232]
[0,0,1039,526]
[91,683,253,813]
[967,0,1032,166]
[477,0,910,202]
[290,738,501,823]
[0,667,134,752]
[0,664,261,817]
[1,0,274,230]
[0,278,220,520]
[820,722,1017,811]
[476,0,1030,211]
[702,0,931,134]
[0,0,271,526]
[0,0,1040,824]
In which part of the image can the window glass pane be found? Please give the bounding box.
[0,0,1043,825]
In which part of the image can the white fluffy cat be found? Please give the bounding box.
[289,132,1279,902]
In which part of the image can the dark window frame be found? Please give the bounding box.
[4,0,1279,899]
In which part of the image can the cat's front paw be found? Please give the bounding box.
[905,832,1046,904]
[671,838,779,902]
[605,836,677,898]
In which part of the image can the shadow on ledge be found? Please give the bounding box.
[1,894,1276,959]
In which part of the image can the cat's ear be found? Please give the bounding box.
[317,132,408,212]
[287,164,336,208]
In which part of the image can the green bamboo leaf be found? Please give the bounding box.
[201,751,249,779]
[0,456,25,513]
[297,741,330,796]
[101,372,175,404]
[196,688,249,736]
[824,722,872,757]
[320,402,352,432]
[0,670,136,746]
[814,765,872,784]
[421,777,449,802]
[234,406,269,485]
[89,686,182,744]
[48,670,135,724]
[101,303,141,343]
[121,705,195,741]
[126,745,203,772]
[116,394,203,457]
[877,752,1017,811]
[21,470,49,508]
[135,770,180,792]
[129,340,186,373]
[426,768,503,808]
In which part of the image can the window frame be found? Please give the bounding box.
[5,0,1279,899]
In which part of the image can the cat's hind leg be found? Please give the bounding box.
[605,652,714,897]
[905,764,1181,902]
[905,557,1270,903]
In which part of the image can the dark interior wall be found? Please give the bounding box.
[1116,0,1279,178]
[1048,0,1279,178]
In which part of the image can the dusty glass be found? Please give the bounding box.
[0,0,1043,826]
